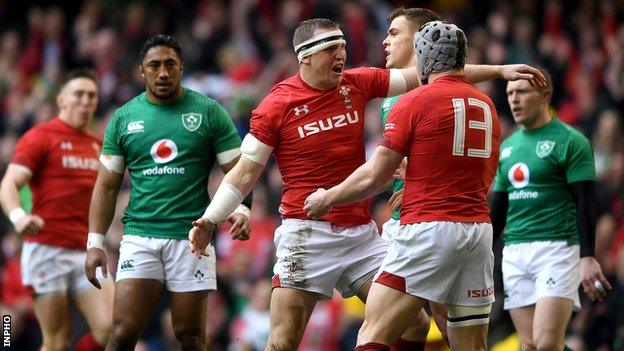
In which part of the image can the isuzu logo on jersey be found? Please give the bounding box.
[296,111,359,139]
[508,162,529,188]
[150,139,178,164]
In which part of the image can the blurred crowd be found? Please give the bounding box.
[0,0,623,350]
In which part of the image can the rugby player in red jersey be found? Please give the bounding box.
[304,21,501,351]
[0,69,112,351]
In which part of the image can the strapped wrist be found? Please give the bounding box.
[87,232,106,250]
[9,207,26,226]
[234,204,251,219]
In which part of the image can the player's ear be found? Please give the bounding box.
[300,56,310,65]
[139,64,145,80]
[56,91,64,110]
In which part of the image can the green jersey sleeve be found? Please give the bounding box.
[210,102,241,154]
[564,131,596,183]
[102,113,124,156]
[493,143,510,192]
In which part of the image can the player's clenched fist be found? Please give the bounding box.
[14,214,45,236]
[303,188,331,220]
[188,218,216,258]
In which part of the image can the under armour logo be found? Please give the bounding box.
[60,141,73,151]
[294,105,309,116]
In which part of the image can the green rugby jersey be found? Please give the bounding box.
[493,118,595,245]
[380,95,403,220]
[102,89,241,239]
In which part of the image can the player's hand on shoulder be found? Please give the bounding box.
[500,64,547,87]
[85,247,108,289]
[15,214,44,236]
[580,256,612,301]
[303,188,330,220]
[226,212,251,241]
[189,218,216,258]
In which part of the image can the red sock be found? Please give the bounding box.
[75,332,105,351]
[391,338,426,351]
[355,342,391,351]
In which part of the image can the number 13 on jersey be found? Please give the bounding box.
[451,98,493,158]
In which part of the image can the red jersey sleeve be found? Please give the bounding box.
[347,67,390,100]
[11,128,48,173]
[249,96,283,147]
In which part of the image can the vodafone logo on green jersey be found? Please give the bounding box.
[144,139,185,176]
[508,162,529,188]
[150,139,178,164]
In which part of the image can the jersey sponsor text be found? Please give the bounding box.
[296,111,359,139]
[61,155,99,171]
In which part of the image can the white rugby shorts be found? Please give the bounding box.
[375,221,495,306]
[502,241,581,310]
[116,235,216,292]
[272,219,386,298]
[381,218,400,243]
[21,242,109,295]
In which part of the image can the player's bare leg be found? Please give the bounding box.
[75,281,114,346]
[168,290,209,351]
[33,293,73,351]
[356,277,429,349]
[429,301,449,343]
[533,297,573,351]
[266,287,319,350]
[446,323,488,351]
[509,305,536,350]
[106,279,164,351]
[356,282,425,348]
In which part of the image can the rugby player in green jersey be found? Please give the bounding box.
[491,67,611,351]
[85,35,252,351]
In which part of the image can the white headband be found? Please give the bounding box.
[294,29,346,62]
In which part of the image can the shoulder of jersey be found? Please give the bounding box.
[558,119,589,140]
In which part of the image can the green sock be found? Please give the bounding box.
[563,346,574,351]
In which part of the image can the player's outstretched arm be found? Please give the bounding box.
[85,165,124,289]
[464,64,547,86]
[0,165,45,236]
[190,153,267,258]
[304,146,403,219]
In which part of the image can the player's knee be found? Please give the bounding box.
[42,328,71,351]
[267,327,301,351]
[173,326,203,350]
[402,311,430,340]
[108,321,141,350]
[520,342,537,351]
[534,335,563,351]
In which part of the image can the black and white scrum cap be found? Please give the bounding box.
[294,29,346,62]
[414,21,467,81]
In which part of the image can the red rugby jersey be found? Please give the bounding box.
[250,67,390,227]
[11,118,101,249]
[381,75,500,224]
